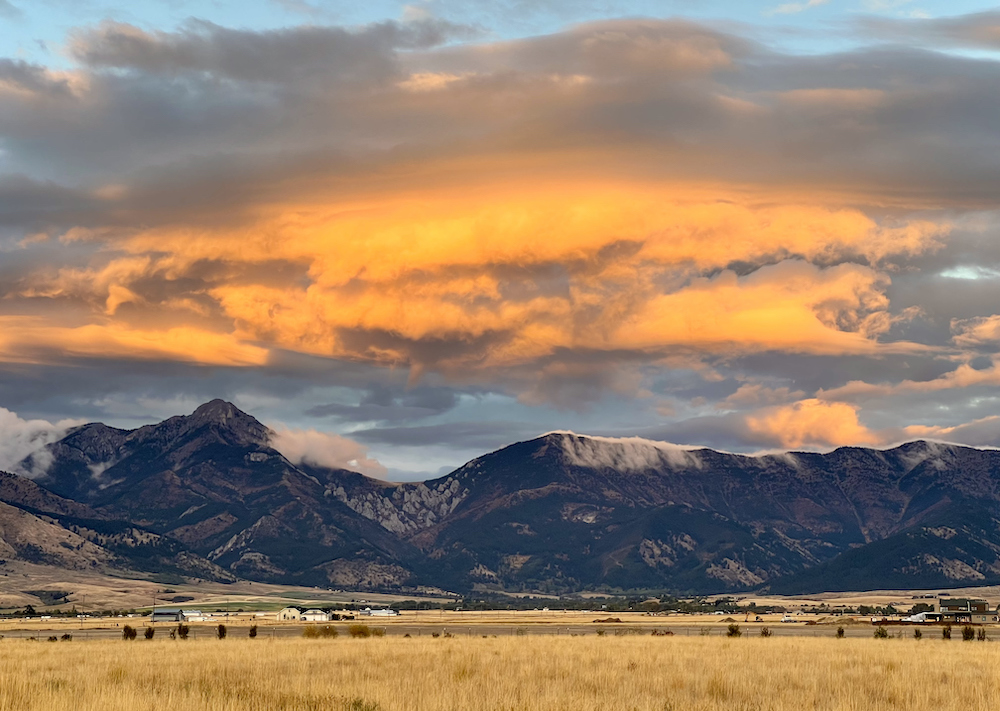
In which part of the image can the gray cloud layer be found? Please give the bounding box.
[1,12,1000,473]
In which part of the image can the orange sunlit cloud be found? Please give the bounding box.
[13,182,947,375]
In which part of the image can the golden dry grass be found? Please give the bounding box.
[0,634,998,711]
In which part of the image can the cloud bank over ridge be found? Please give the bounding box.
[1,8,1000,473]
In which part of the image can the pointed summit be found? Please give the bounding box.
[190,399,244,424]
[182,399,271,446]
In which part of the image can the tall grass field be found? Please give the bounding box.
[0,635,997,710]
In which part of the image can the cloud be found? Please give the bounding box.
[858,11,1000,51]
[744,398,882,449]
[903,415,1000,447]
[0,1,20,20]
[951,315,1000,348]
[769,0,829,16]
[0,407,81,477]
[68,18,476,83]
[268,426,387,479]
[0,12,999,451]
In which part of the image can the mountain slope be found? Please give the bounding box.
[15,402,1000,594]
[332,433,1000,593]
[26,400,422,588]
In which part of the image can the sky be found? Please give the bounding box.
[2,1,1000,480]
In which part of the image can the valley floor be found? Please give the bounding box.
[0,635,998,711]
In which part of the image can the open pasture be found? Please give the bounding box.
[0,634,998,711]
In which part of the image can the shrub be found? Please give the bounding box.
[60,634,72,642]
[144,627,155,640]
[962,625,975,641]
[122,625,137,641]
[942,625,952,640]
[217,624,227,640]
[249,625,258,639]
[836,627,845,639]
[874,626,888,639]
[595,629,605,636]
[305,625,339,639]
[760,627,771,638]
[913,628,922,640]
[348,624,372,638]
[47,636,57,642]
[372,627,385,637]
[726,623,742,638]
[978,628,987,642]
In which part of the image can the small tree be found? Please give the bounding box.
[977,628,987,642]
[913,628,922,640]
[874,626,888,639]
[836,627,845,639]
[144,627,155,640]
[249,625,258,639]
[942,625,952,640]
[759,627,771,638]
[726,623,741,638]
[122,625,137,641]
[348,624,372,638]
[962,625,975,641]
[217,624,227,640]
[177,623,189,640]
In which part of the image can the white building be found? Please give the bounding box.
[302,609,330,622]
[277,607,303,621]
[359,607,398,617]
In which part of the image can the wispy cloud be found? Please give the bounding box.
[768,0,829,16]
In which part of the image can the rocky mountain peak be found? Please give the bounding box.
[168,399,271,447]
[190,399,245,425]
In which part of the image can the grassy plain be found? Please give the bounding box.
[1,634,999,711]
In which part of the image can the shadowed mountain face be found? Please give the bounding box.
[13,400,418,588]
[6,402,1000,594]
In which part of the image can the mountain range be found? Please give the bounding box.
[2,399,1000,595]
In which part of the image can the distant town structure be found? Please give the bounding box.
[277,607,303,621]
[937,598,995,624]
[150,608,207,623]
[302,609,330,622]
[150,608,184,623]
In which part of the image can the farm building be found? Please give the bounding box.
[938,598,995,624]
[359,608,398,617]
[302,609,330,622]
[277,607,303,621]
[150,608,183,623]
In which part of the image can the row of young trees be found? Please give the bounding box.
[121,624,259,640]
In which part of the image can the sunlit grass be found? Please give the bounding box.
[0,634,998,710]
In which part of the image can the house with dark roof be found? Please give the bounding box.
[938,598,995,624]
